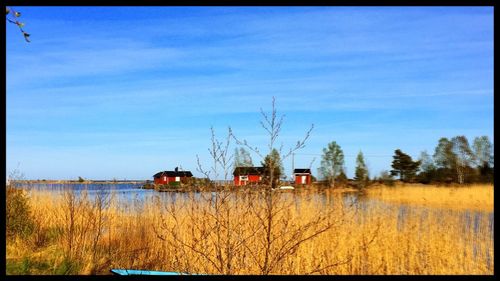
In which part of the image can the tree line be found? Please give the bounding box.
[233,135,493,188]
[411,135,493,185]
[319,135,493,187]
[220,98,493,188]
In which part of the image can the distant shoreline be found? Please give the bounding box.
[10,180,147,184]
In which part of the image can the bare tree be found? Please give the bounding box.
[229,96,313,190]
[228,97,346,274]
[89,185,112,273]
[156,125,244,274]
[153,97,352,275]
[196,126,233,189]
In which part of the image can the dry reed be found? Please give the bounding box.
[365,184,493,212]
[6,184,494,275]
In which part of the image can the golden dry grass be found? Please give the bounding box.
[6,184,494,275]
[365,183,493,212]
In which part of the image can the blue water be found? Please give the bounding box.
[12,182,145,191]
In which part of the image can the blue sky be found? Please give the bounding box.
[6,7,493,180]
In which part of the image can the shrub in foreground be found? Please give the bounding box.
[6,186,35,240]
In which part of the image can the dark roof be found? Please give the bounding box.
[233,166,264,176]
[294,169,311,174]
[153,171,193,178]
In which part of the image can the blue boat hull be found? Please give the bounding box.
[111,269,193,275]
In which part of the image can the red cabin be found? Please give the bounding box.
[153,167,193,185]
[233,166,264,186]
[294,168,312,185]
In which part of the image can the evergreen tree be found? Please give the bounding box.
[335,171,348,187]
[391,149,420,182]
[354,151,369,189]
[261,148,283,189]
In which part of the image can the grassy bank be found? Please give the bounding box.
[6,184,494,275]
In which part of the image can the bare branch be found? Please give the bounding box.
[282,123,314,160]
[196,154,211,180]
[305,255,354,275]
[229,127,264,159]
[6,7,30,42]
[308,157,316,170]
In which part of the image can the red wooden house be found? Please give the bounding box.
[294,168,312,185]
[233,166,264,186]
[153,167,193,185]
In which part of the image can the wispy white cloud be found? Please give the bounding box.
[7,43,183,87]
[6,7,493,179]
[8,7,492,88]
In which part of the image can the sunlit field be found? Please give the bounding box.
[6,184,494,275]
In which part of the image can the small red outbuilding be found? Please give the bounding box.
[294,168,312,185]
[153,167,193,185]
[233,166,264,186]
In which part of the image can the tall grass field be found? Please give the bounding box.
[6,184,493,275]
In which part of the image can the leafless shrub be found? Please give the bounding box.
[153,97,348,274]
